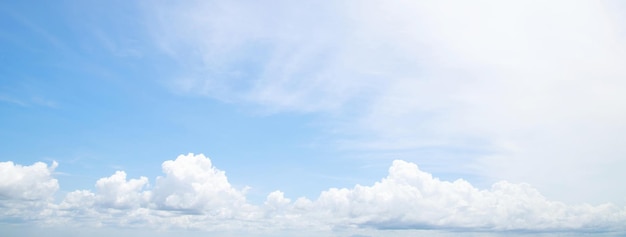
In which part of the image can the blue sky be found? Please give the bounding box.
[0,0,357,201]
[1,0,626,236]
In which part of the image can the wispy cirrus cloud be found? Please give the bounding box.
[142,0,626,205]
[0,94,58,108]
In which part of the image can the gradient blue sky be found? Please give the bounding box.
[0,0,361,201]
[2,0,626,236]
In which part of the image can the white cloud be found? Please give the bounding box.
[0,161,58,200]
[53,172,152,228]
[264,190,291,212]
[301,160,626,231]
[56,171,150,214]
[94,171,150,209]
[0,161,59,223]
[151,153,253,217]
[1,157,625,233]
[61,190,95,209]
[53,154,258,229]
[143,0,626,205]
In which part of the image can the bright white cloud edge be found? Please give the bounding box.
[1,154,625,234]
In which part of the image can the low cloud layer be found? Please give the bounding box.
[1,154,625,233]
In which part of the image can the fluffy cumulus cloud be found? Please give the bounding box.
[53,154,257,229]
[144,0,626,205]
[0,161,58,201]
[151,153,251,215]
[1,156,625,233]
[303,161,626,231]
[0,161,59,223]
[58,171,150,212]
[94,171,150,209]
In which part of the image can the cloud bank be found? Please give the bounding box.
[1,155,624,233]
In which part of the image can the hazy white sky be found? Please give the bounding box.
[1,0,625,236]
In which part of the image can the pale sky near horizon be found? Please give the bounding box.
[1,0,626,236]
